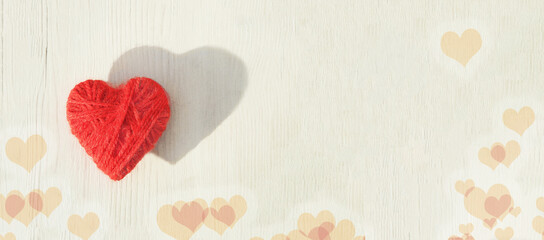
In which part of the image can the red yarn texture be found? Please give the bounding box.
[67,77,170,180]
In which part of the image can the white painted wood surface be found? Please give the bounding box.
[1,0,544,239]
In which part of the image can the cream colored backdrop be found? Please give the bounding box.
[1,0,544,239]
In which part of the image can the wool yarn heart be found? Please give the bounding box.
[67,77,170,180]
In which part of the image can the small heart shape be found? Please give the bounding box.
[455,179,475,195]
[67,77,170,180]
[0,232,16,240]
[503,107,535,136]
[491,145,506,162]
[67,212,100,240]
[171,201,208,232]
[537,197,544,212]
[210,206,235,226]
[495,227,514,240]
[41,187,62,217]
[509,206,521,217]
[5,195,24,218]
[483,218,497,229]
[533,216,544,234]
[5,135,47,172]
[441,29,482,66]
[459,223,473,234]
[307,222,335,240]
[28,192,43,211]
[485,195,512,218]
[478,141,520,170]
[204,195,247,235]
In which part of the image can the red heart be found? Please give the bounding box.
[67,77,170,180]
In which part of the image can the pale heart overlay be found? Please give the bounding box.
[0,187,62,226]
[157,195,246,239]
[455,180,520,230]
[67,212,100,240]
[448,223,474,240]
[0,233,15,240]
[494,227,514,240]
[440,29,482,66]
[503,107,535,136]
[5,135,47,172]
[532,197,544,237]
[1,10,543,237]
[251,210,365,240]
[478,141,520,170]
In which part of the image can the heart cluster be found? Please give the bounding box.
[0,187,62,226]
[455,179,520,230]
[67,77,170,180]
[157,195,247,239]
[532,198,544,237]
[448,223,474,240]
[5,135,47,172]
[252,210,365,240]
[478,141,520,170]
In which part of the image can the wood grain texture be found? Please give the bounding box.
[1,0,544,239]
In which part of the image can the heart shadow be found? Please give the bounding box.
[108,46,247,164]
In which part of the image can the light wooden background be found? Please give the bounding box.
[2,0,544,239]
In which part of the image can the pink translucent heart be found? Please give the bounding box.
[307,222,335,240]
[485,195,511,218]
[5,195,24,218]
[171,202,208,232]
[28,192,43,211]
[210,206,235,226]
[491,145,506,162]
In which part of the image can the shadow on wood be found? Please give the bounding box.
[108,46,247,164]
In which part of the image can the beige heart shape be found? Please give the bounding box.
[455,179,475,195]
[204,195,247,235]
[503,107,535,136]
[509,206,521,217]
[495,227,513,240]
[478,141,520,170]
[483,218,497,230]
[329,219,357,240]
[286,230,309,240]
[537,197,544,212]
[250,235,290,240]
[460,185,492,222]
[533,216,544,235]
[0,195,15,223]
[157,199,208,240]
[441,29,482,66]
[486,185,515,221]
[10,191,41,226]
[284,212,364,240]
[459,223,473,234]
[0,188,61,226]
[5,135,47,172]
[0,233,16,240]
[297,210,336,236]
[456,179,516,229]
[67,212,100,240]
[41,187,62,217]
